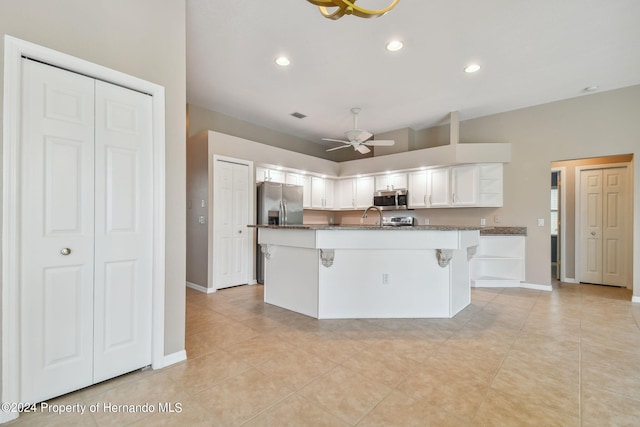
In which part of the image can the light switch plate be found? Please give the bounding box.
[538,218,545,226]
[480,218,486,226]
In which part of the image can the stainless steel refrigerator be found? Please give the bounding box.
[256,182,304,283]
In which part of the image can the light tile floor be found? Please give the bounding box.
[9,281,640,426]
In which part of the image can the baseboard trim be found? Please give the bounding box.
[521,282,553,292]
[632,296,640,304]
[186,281,215,294]
[159,350,187,369]
[0,412,19,424]
[562,277,578,283]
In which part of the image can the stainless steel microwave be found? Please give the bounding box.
[373,189,408,210]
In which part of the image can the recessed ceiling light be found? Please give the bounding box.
[275,56,290,66]
[464,63,481,73]
[385,40,404,52]
[583,85,599,92]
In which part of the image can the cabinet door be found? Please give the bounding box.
[256,166,267,182]
[374,175,390,191]
[285,172,301,185]
[451,165,479,206]
[311,176,334,208]
[324,179,334,208]
[391,173,408,190]
[268,169,285,183]
[301,175,312,208]
[355,176,374,208]
[427,168,450,207]
[408,171,428,208]
[338,179,356,209]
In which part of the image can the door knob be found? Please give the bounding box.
[60,248,71,255]
[238,230,243,234]
[591,231,596,236]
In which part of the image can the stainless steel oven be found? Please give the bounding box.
[373,189,408,210]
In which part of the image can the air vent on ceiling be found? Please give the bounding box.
[290,112,307,119]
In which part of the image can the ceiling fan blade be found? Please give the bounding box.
[326,144,353,152]
[322,138,350,144]
[353,131,373,143]
[363,139,395,146]
[356,144,371,154]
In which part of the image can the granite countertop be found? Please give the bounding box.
[480,226,527,236]
[248,224,484,231]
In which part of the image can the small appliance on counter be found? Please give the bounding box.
[382,216,415,226]
[373,189,409,210]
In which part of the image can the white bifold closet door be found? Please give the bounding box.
[20,58,153,403]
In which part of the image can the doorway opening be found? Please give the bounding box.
[551,154,634,288]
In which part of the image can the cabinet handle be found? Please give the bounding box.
[423,195,427,205]
[452,193,455,203]
[429,195,432,205]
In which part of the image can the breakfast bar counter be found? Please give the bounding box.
[250,225,481,319]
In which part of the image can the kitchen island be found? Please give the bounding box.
[251,224,481,319]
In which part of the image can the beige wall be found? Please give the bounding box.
[186,135,209,287]
[0,0,187,364]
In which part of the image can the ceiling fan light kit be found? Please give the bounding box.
[306,0,400,20]
[323,107,395,155]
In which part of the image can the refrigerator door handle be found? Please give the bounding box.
[283,200,288,225]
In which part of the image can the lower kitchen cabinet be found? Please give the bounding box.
[470,235,525,287]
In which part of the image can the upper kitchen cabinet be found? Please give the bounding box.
[338,176,375,209]
[426,168,451,207]
[450,164,480,206]
[478,163,503,207]
[256,166,285,183]
[409,163,503,208]
[286,172,312,208]
[375,173,407,191]
[311,176,334,209]
[337,178,356,209]
[408,170,428,208]
[355,176,374,208]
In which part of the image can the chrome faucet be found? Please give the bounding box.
[362,205,383,227]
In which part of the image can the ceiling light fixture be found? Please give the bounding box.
[275,56,291,66]
[464,63,481,73]
[306,0,400,20]
[386,40,404,52]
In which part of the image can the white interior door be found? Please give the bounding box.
[20,59,153,402]
[579,167,627,286]
[93,80,153,382]
[20,59,96,403]
[214,160,249,289]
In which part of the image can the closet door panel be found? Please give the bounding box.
[93,80,153,382]
[20,59,96,403]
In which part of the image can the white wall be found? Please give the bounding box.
[0,0,186,366]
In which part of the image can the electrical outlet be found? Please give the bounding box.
[424,218,430,225]
[382,273,390,285]
[538,218,545,226]
[480,218,486,226]
[494,215,501,223]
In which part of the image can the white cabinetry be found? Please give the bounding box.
[311,176,334,209]
[338,178,356,209]
[375,173,407,191]
[286,172,312,208]
[355,176,374,208]
[338,176,374,209]
[256,166,285,183]
[414,163,503,208]
[478,163,503,207]
[408,170,428,208]
[451,164,479,206]
[426,168,450,207]
[470,236,525,287]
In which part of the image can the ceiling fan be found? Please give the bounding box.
[323,108,395,154]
